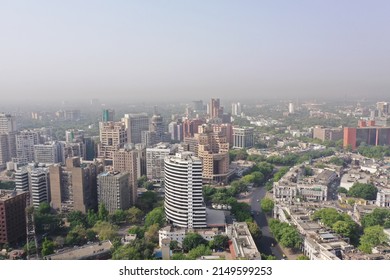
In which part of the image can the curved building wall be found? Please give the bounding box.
[164,153,206,229]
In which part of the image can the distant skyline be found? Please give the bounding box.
[1,1,390,103]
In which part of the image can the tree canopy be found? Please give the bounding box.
[144,207,165,228]
[358,225,388,254]
[247,221,262,239]
[312,208,360,244]
[41,238,55,256]
[92,221,118,241]
[268,219,302,249]
[347,183,378,200]
[209,235,229,251]
[260,198,274,214]
[182,233,207,252]
[112,240,155,260]
[361,208,390,229]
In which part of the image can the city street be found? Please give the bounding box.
[251,187,284,259]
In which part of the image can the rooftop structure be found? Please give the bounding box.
[226,222,261,260]
[45,240,112,260]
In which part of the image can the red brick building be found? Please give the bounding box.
[343,120,390,150]
[0,190,27,244]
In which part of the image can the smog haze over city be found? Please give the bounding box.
[1,0,390,106]
[3,0,390,268]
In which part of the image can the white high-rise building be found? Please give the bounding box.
[15,168,29,193]
[288,102,295,114]
[29,168,50,207]
[231,102,242,116]
[0,113,17,134]
[146,143,177,182]
[122,113,149,145]
[233,127,254,149]
[164,152,206,229]
[15,130,41,164]
[0,113,17,168]
[34,142,62,164]
[15,165,50,208]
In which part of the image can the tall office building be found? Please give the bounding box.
[344,120,390,150]
[15,168,29,193]
[168,121,183,142]
[65,129,85,143]
[0,113,17,169]
[233,127,254,149]
[97,171,130,214]
[164,152,206,229]
[313,126,343,142]
[377,102,389,117]
[61,142,85,162]
[15,165,50,208]
[15,130,42,164]
[288,102,295,114]
[98,121,127,161]
[212,123,233,147]
[183,118,204,138]
[49,157,98,213]
[150,110,164,143]
[196,124,230,182]
[83,136,98,161]
[146,143,177,182]
[113,144,146,205]
[0,113,17,134]
[0,190,28,244]
[0,134,12,168]
[34,142,62,164]
[141,130,157,147]
[231,102,242,116]
[123,113,149,145]
[209,98,223,119]
[102,109,115,122]
[63,129,86,161]
[29,168,50,207]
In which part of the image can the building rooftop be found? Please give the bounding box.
[45,241,112,260]
[0,190,26,201]
[206,208,226,227]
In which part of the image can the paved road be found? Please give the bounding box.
[251,187,284,259]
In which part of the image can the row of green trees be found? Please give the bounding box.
[268,219,302,249]
[312,207,390,253]
[112,207,166,259]
[311,208,360,245]
[338,183,378,200]
[172,233,229,260]
[33,202,153,257]
[230,147,336,168]
[357,145,390,159]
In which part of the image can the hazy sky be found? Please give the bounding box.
[1,0,389,103]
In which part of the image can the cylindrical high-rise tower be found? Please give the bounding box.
[164,152,206,229]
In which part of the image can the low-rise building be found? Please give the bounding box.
[376,188,390,207]
[274,204,353,260]
[45,240,112,260]
[226,222,261,260]
[158,226,221,247]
